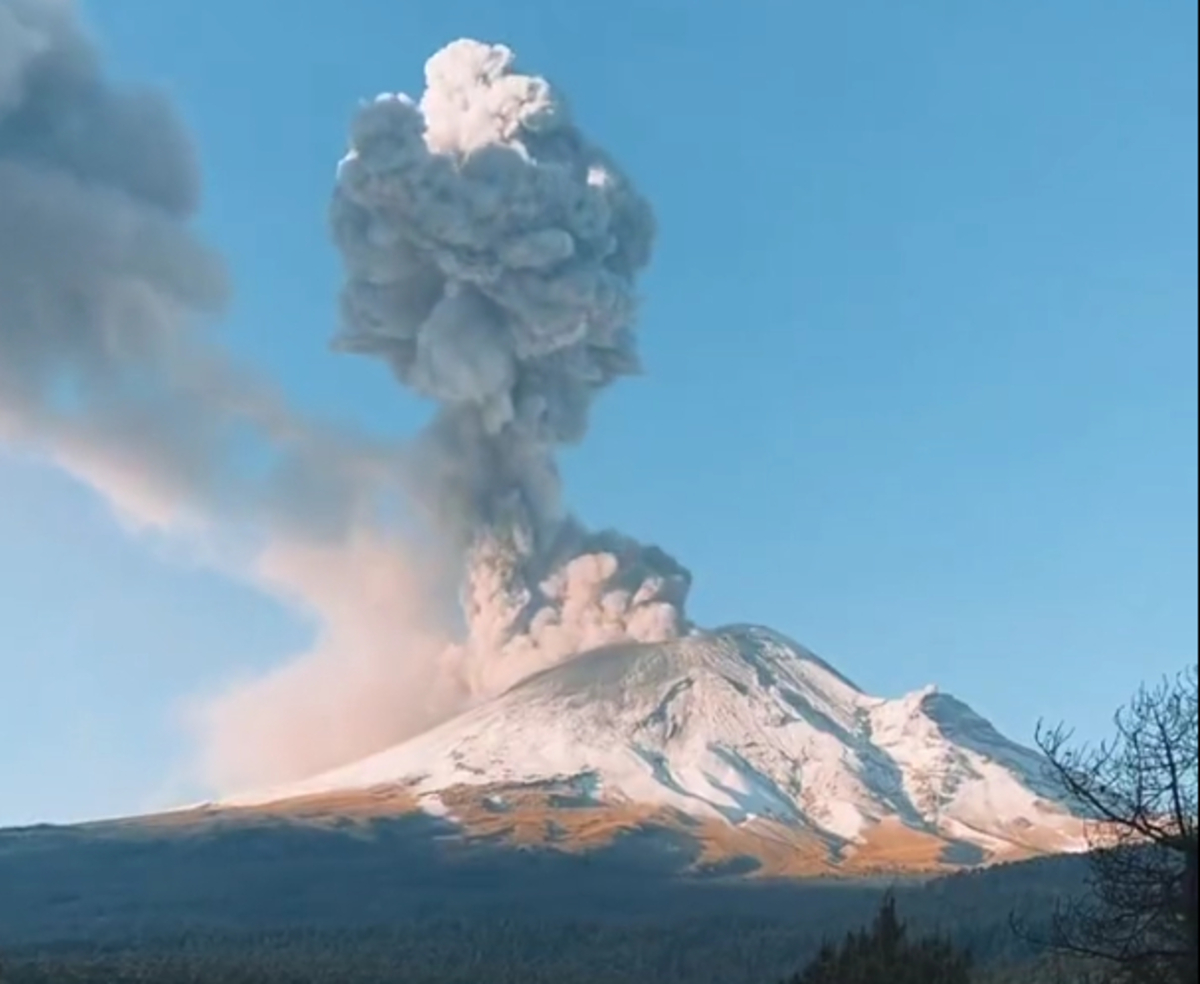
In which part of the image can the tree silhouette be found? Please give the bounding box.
[1026,667,1198,984]
[785,893,973,984]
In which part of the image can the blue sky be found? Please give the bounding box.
[0,0,1195,826]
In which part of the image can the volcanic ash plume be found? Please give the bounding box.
[0,0,228,505]
[330,40,692,693]
[0,12,693,793]
[0,0,453,791]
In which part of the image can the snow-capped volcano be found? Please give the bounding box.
[225,626,1086,874]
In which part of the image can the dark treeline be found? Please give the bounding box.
[0,913,1075,984]
[0,858,1084,984]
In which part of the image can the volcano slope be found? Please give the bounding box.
[0,628,1099,964]
[0,626,1091,950]
[220,624,1086,878]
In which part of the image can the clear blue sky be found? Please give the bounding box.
[0,0,1195,827]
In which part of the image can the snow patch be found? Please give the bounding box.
[225,626,1087,857]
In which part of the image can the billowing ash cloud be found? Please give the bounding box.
[0,0,227,504]
[0,0,455,793]
[0,11,694,798]
[331,40,692,688]
[0,0,393,536]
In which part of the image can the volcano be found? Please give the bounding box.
[0,626,1092,949]
[213,626,1086,877]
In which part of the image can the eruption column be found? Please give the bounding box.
[331,40,692,691]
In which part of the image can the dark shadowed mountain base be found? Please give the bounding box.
[0,810,1089,983]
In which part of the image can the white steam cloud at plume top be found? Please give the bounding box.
[0,4,692,796]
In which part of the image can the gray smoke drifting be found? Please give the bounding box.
[332,40,692,689]
[0,0,390,535]
[0,0,458,793]
[0,0,227,509]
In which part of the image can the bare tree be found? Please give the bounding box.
[1031,667,1197,984]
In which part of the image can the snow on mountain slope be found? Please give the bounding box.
[226,625,1086,869]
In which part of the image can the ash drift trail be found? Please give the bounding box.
[0,5,693,783]
[330,40,693,698]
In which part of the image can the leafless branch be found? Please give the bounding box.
[1024,667,1198,984]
